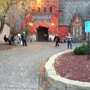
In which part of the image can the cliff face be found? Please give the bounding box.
[60,2,90,26]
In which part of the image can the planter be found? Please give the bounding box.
[45,50,90,90]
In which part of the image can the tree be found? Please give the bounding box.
[0,0,21,33]
[0,0,37,33]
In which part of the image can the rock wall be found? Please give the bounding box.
[0,24,10,43]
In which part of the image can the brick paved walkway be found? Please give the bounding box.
[0,42,84,90]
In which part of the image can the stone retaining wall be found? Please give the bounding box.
[45,50,90,90]
[0,24,10,43]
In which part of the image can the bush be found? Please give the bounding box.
[73,44,88,55]
[19,28,30,36]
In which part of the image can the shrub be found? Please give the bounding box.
[73,44,88,55]
[24,27,30,36]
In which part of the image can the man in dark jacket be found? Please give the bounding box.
[54,35,60,47]
[22,32,27,46]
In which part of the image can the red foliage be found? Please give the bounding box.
[34,20,50,28]
[21,21,26,30]
[49,4,56,8]
[29,26,37,33]
[21,12,69,37]
[54,10,58,17]
[49,11,58,34]
[21,14,34,34]
[51,11,58,23]
[48,26,57,34]
[26,14,34,22]
[58,26,69,38]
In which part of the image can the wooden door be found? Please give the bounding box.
[37,26,48,41]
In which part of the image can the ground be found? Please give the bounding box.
[54,51,90,82]
[0,42,86,90]
[0,43,88,83]
[0,43,15,51]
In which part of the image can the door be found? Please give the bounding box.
[37,26,48,41]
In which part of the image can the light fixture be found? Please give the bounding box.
[37,0,42,3]
[29,23,33,26]
[51,23,55,26]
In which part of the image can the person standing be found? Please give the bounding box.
[66,32,72,49]
[18,33,21,42]
[22,32,27,46]
[54,35,60,47]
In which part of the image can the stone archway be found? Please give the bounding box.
[37,26,48,41]
[34,20,50,41]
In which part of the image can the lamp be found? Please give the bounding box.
[37,0,42,3]
[29,23,33,26]
[51,23,55,26]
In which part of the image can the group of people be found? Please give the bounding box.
[4,32,27,46]
[54,32,73,49]
[4,31,73,48]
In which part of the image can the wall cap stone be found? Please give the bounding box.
[45,50,90,90]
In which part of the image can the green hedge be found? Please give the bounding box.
[73,44,88,55]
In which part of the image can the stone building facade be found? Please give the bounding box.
[60,0,90,26]
[59,0,90,40]
[70,13,85,41]
[7,0,90,41]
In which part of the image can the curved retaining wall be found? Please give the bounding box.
[45,50,90,90]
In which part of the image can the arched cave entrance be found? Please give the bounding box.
[37,26,49,41]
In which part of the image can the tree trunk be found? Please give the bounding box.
[0,17,5,34]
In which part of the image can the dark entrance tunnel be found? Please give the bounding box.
[37,26,48,41]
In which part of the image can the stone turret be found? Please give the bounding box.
[70,12,85,41]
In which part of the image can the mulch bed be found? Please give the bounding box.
[54,51,90,82]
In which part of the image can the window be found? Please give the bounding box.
[50,7,52,12]
[38,7,40,12]
[44,7,46,12]
[32,9,34,12]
